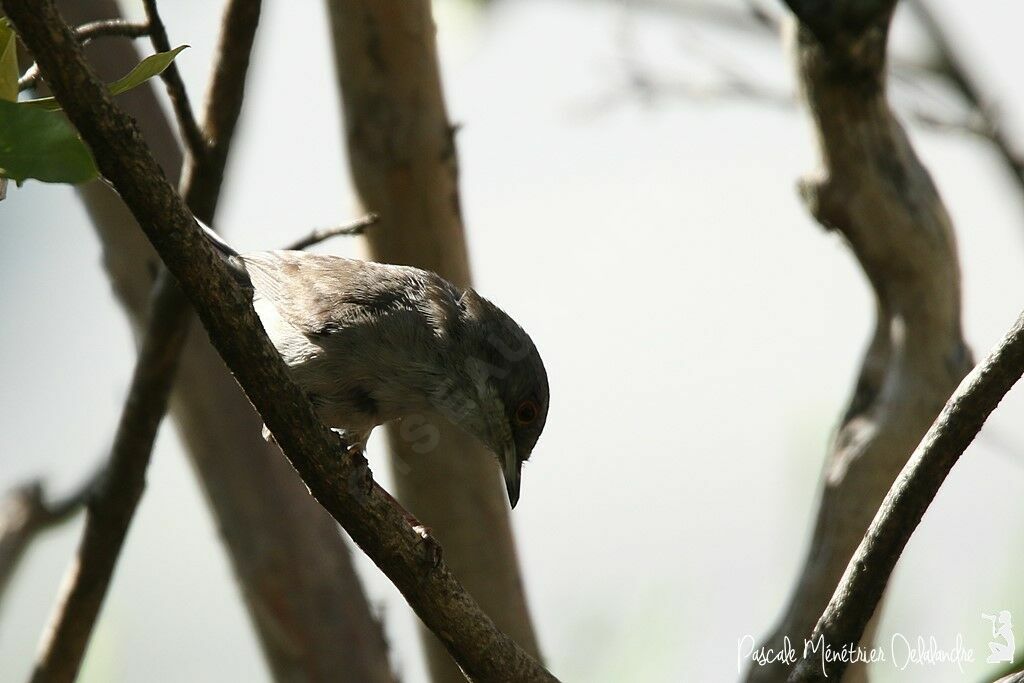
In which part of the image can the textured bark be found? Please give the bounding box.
[2,1,559,679]
[51,2,394,681]
[748,3,971,681]
[324,3,542,680]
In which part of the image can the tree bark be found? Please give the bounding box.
[52,2,395,681]
[324,3,542,680]
[748,3,971,681]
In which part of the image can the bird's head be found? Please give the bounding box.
[434,291,549,508]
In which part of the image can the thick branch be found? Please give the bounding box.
[790,310,1024,681]
[3,1,558,680]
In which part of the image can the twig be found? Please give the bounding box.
[907,0,1024,211]
[282,212,378,251]
[142,0,206,161]
[0,469,102,606]
[2,0,558,679]
[26,1,262,680]
[620,0,780,35]
[18,19,150,91]
[790,311,1024,681]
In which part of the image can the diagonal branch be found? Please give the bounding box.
[2,1,559,680]
[52,1,394,680]
[790,310,1024,681]
[27,2,262,680]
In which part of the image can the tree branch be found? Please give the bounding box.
[2,1,558,680]
[790,311,1024,681]
[906,0,1024,217]
[0,470,101,607]
[747,2,971,680]
[18,19,150,91]
[141,0,206,161]
[281,212,378,251]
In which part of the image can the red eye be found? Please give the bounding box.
[514,399,539,426]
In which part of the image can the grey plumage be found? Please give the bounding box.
[200,221,548,507]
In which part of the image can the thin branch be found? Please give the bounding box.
[30,273,190,683]
[281,212,378,251]
[18,19,150,91]
[790,310,1024,682]
[0,469,102,605]
[907,0,1024,210]
[141,0,206,161]
[620,0,780,35]
[2,0,559,678]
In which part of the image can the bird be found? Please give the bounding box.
[199,220,549,508]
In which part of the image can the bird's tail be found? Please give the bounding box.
[195,217,253,289]
[196,217,239,258]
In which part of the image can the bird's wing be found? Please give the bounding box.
[240,251,461,338]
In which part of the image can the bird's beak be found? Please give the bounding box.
[502,444,522,509]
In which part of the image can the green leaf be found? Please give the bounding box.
[0,17,18,102]
[0,99,97,183]
[22,45,188,111]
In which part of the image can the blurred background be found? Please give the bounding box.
[1,0,1022,681]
